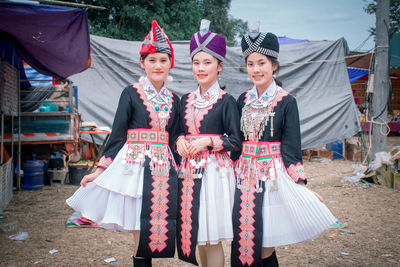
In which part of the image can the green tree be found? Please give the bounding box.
[364,0,400,38]
[69,0,247,45]
[72,0,201,40]
[200,0,247,46]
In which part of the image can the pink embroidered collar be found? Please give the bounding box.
[195,80,220,103]
[143,76,170,104]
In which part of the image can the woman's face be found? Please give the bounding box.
[140,53,171,88]
[246,52,278,90]
[192,51,223,90]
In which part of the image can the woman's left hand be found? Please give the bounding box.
[298,180,324,202]
[312,191,324,202]
[176,138,191,158]
[188,137,212,156]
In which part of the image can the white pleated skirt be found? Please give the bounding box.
[196,155,236,245]
[66,143,143,231]
[261,158,336,247]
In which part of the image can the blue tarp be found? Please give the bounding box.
[278,36,309,45]
[0,1,91,79]
[347,67,369,82]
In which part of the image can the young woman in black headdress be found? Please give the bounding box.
[231,26,336,267]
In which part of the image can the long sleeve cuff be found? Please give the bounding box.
[210,136,224,152]
[287,162,307,183]
[98,155,113,169]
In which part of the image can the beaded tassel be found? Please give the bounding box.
[241,105,277,141]
[270,112,275,137]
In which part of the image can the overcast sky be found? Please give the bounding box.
[229,0,375,51]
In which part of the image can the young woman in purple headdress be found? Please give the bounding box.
[230,24,336,267]
[67,21,180,267]
[175,19,241,267]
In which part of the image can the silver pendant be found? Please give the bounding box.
[158,111,169,119]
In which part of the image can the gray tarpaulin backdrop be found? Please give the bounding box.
[71,35,360,149]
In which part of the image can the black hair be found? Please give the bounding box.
[269,57,282,86]
[216,59,226,90]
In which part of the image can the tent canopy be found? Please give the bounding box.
[278,36,309,45]
[0,1,91,79]
[347,67,369,82]
[72,35,360,149]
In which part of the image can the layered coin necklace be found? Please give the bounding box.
[190,89,221,109]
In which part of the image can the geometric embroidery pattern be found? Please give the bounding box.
[244,87,289,114]
[98,156,113,169]
[238,187,256,266]
[180,177,195,257]
[235,141,282,190]
[184,92,198,134]
[135,83,174,131]
[180,135,232,179]
[125,142,146,164]
[210,136,224,152]
[184,90,226,134]
[127,129,169,144]
[287,162,307,182]
[149,174,170,252]
[124,129,172,177]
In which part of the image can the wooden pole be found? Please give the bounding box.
[38,0,106,10]
[372,0,390,158]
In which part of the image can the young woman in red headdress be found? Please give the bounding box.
[230,23,336,267]
[175,20,241,267]
[67,20,180,267]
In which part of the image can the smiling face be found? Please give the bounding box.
[140,53,171,90]
[192,51,223,91]
[246,52,278,92]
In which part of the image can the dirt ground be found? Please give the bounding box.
[1,157,400,266]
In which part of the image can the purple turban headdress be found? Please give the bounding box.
[190,19,226,62]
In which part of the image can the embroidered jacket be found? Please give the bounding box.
[176,85,241,265]
[98,82,181,168]
[179,87,242,153]
[233,83,307,183]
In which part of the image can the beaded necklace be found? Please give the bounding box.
[142,83,173,131]
[190,89,221,109]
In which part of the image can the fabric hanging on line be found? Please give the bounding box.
[0,1,91,79]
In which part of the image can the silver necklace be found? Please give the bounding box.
[241,90,277,141]
[190,90,220,109]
